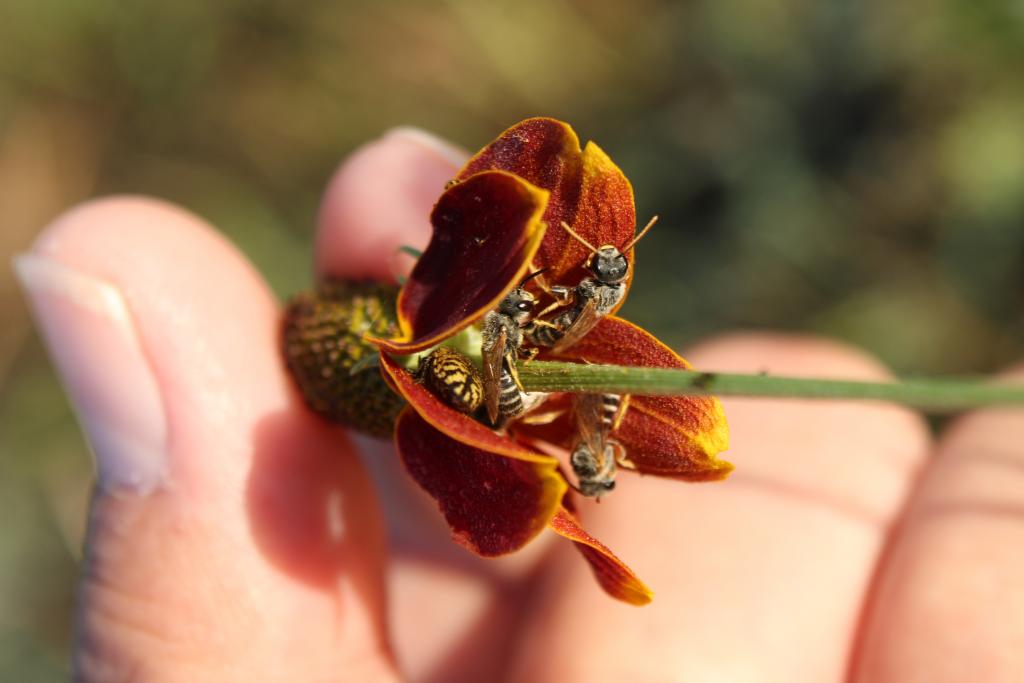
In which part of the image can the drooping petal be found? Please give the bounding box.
[458,118,637,291]
[550,316,733,481]
[370,170,548,355]
[395,408,567,556]
[381,353,558,463]
[549,507,652,605]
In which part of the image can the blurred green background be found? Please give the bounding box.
[2,0,1023,677]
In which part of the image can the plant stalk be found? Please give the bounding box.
[517,361,1024,412]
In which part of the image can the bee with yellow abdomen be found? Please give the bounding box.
[415,347,484,414]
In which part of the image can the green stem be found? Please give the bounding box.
[517,361,1024,412]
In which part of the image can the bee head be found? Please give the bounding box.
[500,287,536,323]
[578,478,616,498]
[498,269,545,322]
[590,246,629,284]
[560,217,658,286]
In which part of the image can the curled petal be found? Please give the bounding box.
[550,507,652,605]
[381,353,557,463]
[396,408,567,556]
[552,317,733,480]
[370,170,548,355]
[459,118,636,290]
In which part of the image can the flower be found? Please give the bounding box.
[370,118,732,605]
[371,169,549,356]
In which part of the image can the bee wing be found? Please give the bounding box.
[551,296,601,354]
[572,393,605,454]
[482,324,507,425]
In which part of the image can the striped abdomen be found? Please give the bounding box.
[498,367,524,419]
[600,393,621,431]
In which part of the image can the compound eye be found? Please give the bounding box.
[604,480,616,490]
[517,301,533,312]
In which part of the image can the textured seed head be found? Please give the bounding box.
[282,281,405,438]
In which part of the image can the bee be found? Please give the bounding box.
[415,347,484,414]
[481,271,546,426]
[570,392,631,499]
[527,216,658,354]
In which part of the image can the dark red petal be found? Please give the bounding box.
[458,118,636,289]
[551,316,733,480]
[549,507,652,605]
[380,353,557,464]
[370,170,547,355]
[396,408,567,556]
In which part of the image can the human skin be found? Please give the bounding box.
[13,129,1024,682]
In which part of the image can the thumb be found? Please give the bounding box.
[15,198,398,682]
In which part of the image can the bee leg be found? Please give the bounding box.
[612,441,636,470]
[505,350,525,392]
[517,346,539,364]
[532,271,553,294]
[534,285,575,318]
[523,318,562,346]
[516,407,566,426]
[612,394,631,431]
[550,285,575,305]
[534,301,563,318]
[529,319,561,331]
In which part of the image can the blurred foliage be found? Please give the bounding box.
[2,0,1024,676]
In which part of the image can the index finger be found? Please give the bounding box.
[315,128,467,282]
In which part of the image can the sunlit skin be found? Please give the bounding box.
[22,129,1024,681]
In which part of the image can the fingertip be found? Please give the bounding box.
[385,127,469,168]
[316,128,468,283]
[22,196,399,679]
[36,195,216,256]
[18,195,282,494]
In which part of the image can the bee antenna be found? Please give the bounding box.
[621,215,659,252]
[560,221,598,254]
[519,268,549,286]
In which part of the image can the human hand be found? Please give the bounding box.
[14,129,1024,682]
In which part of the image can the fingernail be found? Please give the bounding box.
[13,254,169,493]
[384,127,469,168]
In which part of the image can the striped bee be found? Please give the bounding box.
[480,271,546,426]
[527,217,658,354]
[415,347,484,414]
[570,392,631,499]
